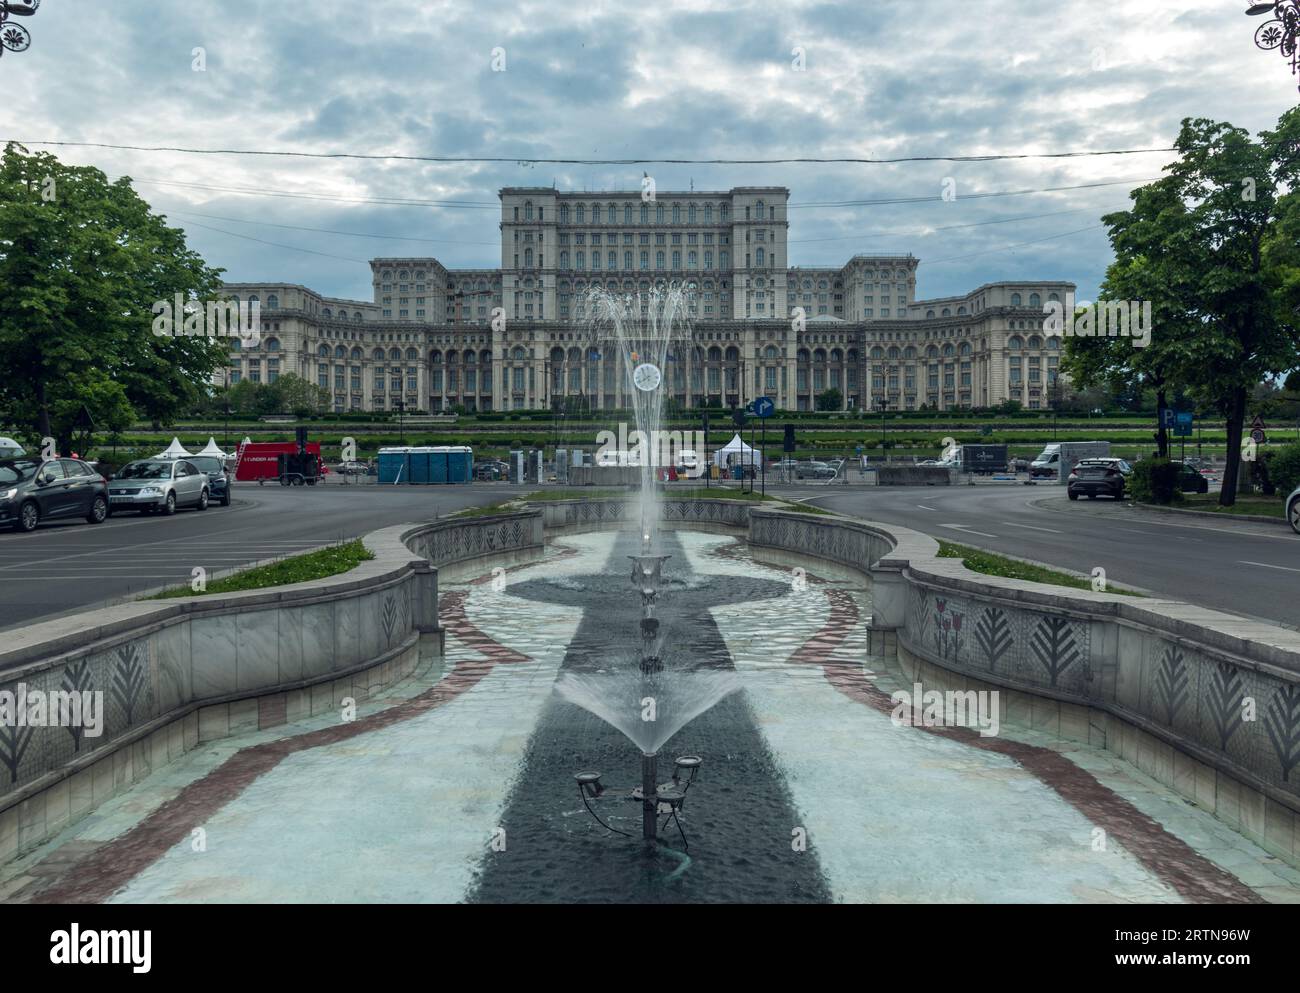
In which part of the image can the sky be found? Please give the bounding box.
[3,0,1297,305]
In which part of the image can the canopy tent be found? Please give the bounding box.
[714,432,763,468]
[196,437,230,458]
[155,437,192,460]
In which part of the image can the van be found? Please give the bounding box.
[1031,441,1111,479]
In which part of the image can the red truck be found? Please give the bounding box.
[234,441,324,483]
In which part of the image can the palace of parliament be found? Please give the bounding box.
[221,186,1073,413]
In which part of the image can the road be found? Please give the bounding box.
[0,482,533,631]
[793,481,1298,628]
[1,477,1294,634]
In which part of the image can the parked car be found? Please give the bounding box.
[108,459,209,514]
[183,455,232,506]
[474,459,510,481]
[1067,458,1133,501]
[1288,483,1300,535]
[335,460,371,476]
[795,460,836,480]
[0,458,110,533]
[1169,461,1210,494]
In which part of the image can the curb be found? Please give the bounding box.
[1125,501,1287,527]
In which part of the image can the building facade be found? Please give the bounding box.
[221,186,1073,413]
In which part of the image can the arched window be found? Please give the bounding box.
[323,308,332,318]
[266,294,279,309]
[1008,336,1024,351]
[406,348,418,361]
[373,348,385,361]
[354,312,363,321]
[350,346,362,360]
[334,345,346,359]
[1011,293,1022,307]
[318,345,330,357]
[1029,293,1041,307]
[266,337,281,352]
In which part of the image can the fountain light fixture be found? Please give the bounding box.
[1247,1,1300,91]
[573,755,703,848]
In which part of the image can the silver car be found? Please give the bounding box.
[108,459,210,515]
[1288,484,1300,536]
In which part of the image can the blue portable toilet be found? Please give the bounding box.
[408,448,431,484]
[429,448,449,483]
[447,446,472,483]
[378,448,408,484]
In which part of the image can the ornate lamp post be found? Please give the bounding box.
[1247,2,1300,91]
[0,0,39,59]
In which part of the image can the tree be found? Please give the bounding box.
[0,143,228,453]
[815,388,842,411]
[270,373,328,418]
[1067,110,1300,504]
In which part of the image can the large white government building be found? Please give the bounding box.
[221,186,1073,413]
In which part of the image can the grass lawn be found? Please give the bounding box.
[937,541,1143,596]
[149,540,374,598]
[1176,494,1285,518]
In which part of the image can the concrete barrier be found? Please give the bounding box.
[875,465,954,486]
[0,512,542,863]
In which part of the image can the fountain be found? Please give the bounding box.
[558,282,738,847]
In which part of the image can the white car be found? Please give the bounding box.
[1288,484,1300,536]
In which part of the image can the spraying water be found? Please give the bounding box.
[585,282,694,554]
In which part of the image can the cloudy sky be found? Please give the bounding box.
[4,0,1297,304]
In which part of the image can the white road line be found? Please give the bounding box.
[1239,560,1300,574]
[1002,522,1063,534]
[915,505,938,512]
[939,524,1000,539]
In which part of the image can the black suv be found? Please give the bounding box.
[183,455,232,506]
[0,458,110,532]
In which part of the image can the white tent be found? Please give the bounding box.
[155,437,192,460]
[196,437,229,458]
[714,432,763,468]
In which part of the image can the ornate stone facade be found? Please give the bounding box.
[222,186,1074,413]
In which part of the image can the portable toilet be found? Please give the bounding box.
[378,448,409,484]
[429,447,449,483]
[407,447,432,484]
[447,446,473,483]
[509,450,524,484]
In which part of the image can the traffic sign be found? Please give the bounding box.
[1158,407,1177,429]
[754,396,775,418]
[1251,429,1267,444]
[1174,411,1193,438]
[1251,415,1266,432]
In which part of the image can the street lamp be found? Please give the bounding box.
[1247,2,1300,92]
[0,1,39,61]
[393,398,405,445]
[876,396,889,461]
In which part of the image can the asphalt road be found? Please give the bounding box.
[793,481,1298,628]
[1,477,1294,634]
[0,481,536,632]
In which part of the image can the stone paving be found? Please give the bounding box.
[1,530,1297,903]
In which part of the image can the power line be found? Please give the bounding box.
[10,138,1179,165]
[788,204,1123,244]
[167,209,498,246]
[127,172,1153,216]
[919,224,1108,266]
[180,219,370,264]
[131,176,497,208]
[787,178,1156,208]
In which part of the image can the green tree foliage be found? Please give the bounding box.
[1066,109,1300,505]
[0,143,227,453]
[815,388,842,411]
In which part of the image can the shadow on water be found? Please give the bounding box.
[465,531,833,904]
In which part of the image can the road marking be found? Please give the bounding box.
[1239,561,1300,574]
[1002,522,1063,534]
[916,504,938,512]
[940,524,1000,538]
